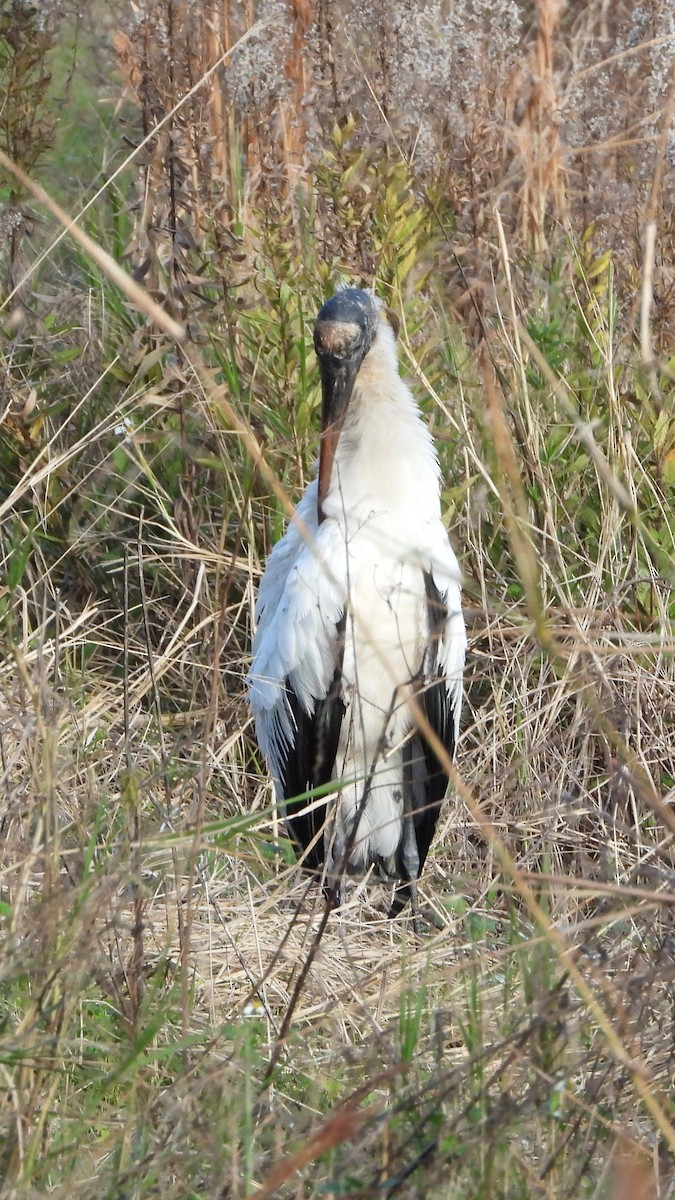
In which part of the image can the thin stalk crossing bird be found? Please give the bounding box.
[248,287,466,923]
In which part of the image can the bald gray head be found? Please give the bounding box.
[314,287,379,363]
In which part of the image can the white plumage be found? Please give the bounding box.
[248,288,466,919]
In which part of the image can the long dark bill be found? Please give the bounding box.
[317,356,358,523]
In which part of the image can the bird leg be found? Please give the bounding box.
[399,813,421,936]
[325,824,348,913]
[390,740,422,935]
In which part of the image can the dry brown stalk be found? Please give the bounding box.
[242,1107,369,1200]
[279,0,314,192]
[513,0,567,249]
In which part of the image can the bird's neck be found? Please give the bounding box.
[320,335,441,530]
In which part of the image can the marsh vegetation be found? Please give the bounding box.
[0,1,674,1195]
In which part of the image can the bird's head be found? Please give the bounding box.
[314,287,383,520]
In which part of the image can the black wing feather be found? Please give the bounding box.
[278,613,346,871]
[411,571,458,870]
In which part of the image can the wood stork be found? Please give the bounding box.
[247,286,466,923]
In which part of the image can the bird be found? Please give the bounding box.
[247,285,466,925]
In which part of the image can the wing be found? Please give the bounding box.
[278,614,346,868]
[247,480,348,867]
[409,537,466,872]
[253,479,321,633]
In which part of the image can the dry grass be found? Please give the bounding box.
[1,0,675,1196]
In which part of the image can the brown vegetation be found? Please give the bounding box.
[0,0,674,1196]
